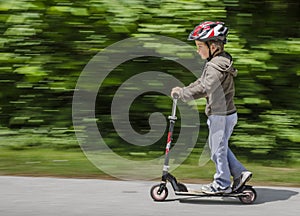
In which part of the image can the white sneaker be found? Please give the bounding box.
[232,171,252,191]
[201,182,232,195]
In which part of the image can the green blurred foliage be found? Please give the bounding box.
[0,0,299,163]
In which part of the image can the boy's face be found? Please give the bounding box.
[195,40,209,60]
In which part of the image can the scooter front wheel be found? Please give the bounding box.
[150,184,168,201]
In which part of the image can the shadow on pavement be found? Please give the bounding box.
[255,187,298,204]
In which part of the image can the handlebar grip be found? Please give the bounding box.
[172,93,179,99]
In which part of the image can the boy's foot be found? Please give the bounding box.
[201,182,232,195]
[232,171,252,191]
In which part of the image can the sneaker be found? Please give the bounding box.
[201,182,232,195]
[232,171,252,191]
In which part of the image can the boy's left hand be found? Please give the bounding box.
[171,87,182,99]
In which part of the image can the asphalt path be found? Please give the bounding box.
[0,176,299,216]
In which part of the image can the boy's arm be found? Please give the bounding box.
[180,78,206,102]
[179,65,222,102]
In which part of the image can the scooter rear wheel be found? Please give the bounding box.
[150,184,168,201]
[239,187,257,204]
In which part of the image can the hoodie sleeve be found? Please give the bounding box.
[179,78,206,102]
[179,63,223,102]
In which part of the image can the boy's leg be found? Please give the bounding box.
[227,148,247,179]
[207,115,231,189]
[224,113,252,190]
[223,113,247,178]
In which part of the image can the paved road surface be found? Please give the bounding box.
[0,176,299,216]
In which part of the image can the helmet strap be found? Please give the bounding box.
[205,42,212,61]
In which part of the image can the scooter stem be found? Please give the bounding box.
[162,97,178,181]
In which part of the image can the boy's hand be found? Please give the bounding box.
[171,87,182,99]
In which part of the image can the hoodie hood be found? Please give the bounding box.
[208,51,238,77]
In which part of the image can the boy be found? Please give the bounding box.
[171,21,252,194]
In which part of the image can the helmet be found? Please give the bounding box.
[188,21,228,43]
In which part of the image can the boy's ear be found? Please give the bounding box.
[209,42,216,50]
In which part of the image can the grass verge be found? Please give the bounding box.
[0,147,299,187]
[0,129,299,186]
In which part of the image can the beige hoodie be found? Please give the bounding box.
[179,51,237,116]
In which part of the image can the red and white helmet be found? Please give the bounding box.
[188,21,228,43]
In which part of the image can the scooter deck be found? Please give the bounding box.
[175,190,245,197]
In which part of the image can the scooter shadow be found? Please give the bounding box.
[166,187,298,205]
[253,187,298,204]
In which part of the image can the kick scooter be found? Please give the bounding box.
[150,94,257,204]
